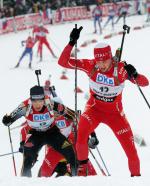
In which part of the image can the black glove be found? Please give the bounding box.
[88,136,99,149]
[2,115,13,126]
[69,26,83,46]
[19,141,25,153]
[124,64,138,79]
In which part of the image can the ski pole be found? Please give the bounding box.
[134,81,150,109]
[0,151,19,157]
[74,23,78,145]
[120,26,150,114]
[73,24,83,174]
[49,86,57,97]
[35,69,41,86]
[114,25,150,113]
[113,25,130,63]
[124,61,150,110]
[126,61,150,109]
[113,25,130,85]
[118,24,130,62]
[96,146,111,176]
[89,149,107,176]
[73,24,83,142]
[118,26,150,109]
[8,126,17,176]
[74,23,78,175]
[124,61,150,109]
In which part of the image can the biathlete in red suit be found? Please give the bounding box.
[19,114,73,177]
[32,25,40,42]
[20,111,97,177]
[20,82,97,177]
[38,115,97,177]
[32,24,57,61]
[58,27,149,176]
[2,86,77,177]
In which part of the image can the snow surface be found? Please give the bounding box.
[0,14,150,186]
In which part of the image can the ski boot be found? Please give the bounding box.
[55,161,71,177]
[77,160,89,176]
[131,174,141,177]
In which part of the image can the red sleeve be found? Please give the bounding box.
[58,44,95,74]
[118,62,149,87]
[20,123,31,142]
[23,98,30,106]
[130,74,149,87]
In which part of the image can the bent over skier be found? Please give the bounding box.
[2,86,76,177]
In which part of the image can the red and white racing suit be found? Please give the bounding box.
[58,44,149,176]
[20,110,97,176]
[32,26,56,59]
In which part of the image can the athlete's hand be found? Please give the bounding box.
[2,115,13,126]
[69,26,83,46]
[124,64,138,79]
[88,136,99,149]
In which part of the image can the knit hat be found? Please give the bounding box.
[30,86,45,100]
[94,43,112,61]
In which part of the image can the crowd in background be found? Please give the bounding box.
[0,0,129,19]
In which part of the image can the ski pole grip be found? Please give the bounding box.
[49,86,57,97]
[35,69,41,86]
[123,25,130,34]
[50,86,55,91]
[35,69,41,76]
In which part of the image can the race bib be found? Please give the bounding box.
[33,113,50,121]
[27,112,54,131]
[90,74,124,98]
[96,74,114,86]
[56,120,66,129]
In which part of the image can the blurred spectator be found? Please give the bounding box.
[9,7,14,17]
[46,3,53,24]
[0,0,132,19]
[145,0,150,22]
[33,2,39,13]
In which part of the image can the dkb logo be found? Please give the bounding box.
[33,113,50,121]
[96,74,114,85]
[56,120,66,128]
